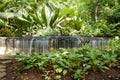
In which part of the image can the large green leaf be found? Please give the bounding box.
[30,13,43,27]
[50,9,59,28]
[41,6,47,27]
[45,1,56,11]
[0,2,9,11]
[0,19,6,26]
[60,7,75,17]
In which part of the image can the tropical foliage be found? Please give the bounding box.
[0,0,120,36]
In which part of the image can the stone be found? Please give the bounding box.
[1,60,12,64]
[0,71,6,78]
[0,68,6,72]
[0,64,6,68]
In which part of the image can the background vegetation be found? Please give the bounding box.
[0,0,120,36]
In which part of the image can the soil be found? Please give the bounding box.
[1,59,120,80]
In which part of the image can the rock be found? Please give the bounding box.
[0,60,8,78]
[0,68,6,72]
[1,60,12,64]
[0,71,6,78]
[0,64,6,68]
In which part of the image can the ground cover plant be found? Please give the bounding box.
[7,37,120,80]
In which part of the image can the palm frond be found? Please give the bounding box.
[50,9,59,28]
[0,19,7,26]
[0,2,9,11]
[41,6,47,27]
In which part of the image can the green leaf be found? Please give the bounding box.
[60,7,75,17]
[55,67,63,73]
[53,65,59,68]
[0,19,6,26]
[54,75,61,80]
[18,16,31,23]
[41,6,47,27]
[63,69,68,75]
[19,64,33,72]
[23,64,33,70]
[84,64,91,71]
[58,61,65,67]
[73,69,83,79]
[50,9,59,28]
[45,1,55,11]
[0,2,9,11]
[31,13,43,27]
[93,60,99,65]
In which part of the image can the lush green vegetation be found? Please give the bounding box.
[1,0,120,79]
[0,0,120,36]
[15,37,120,80]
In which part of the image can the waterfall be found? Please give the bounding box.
[34,38,39,53]
[13,38,19,54]
[0,37,7,55]
[29,38,35,54]
[0,36,111,55]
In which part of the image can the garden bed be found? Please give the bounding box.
[3,59,120,80]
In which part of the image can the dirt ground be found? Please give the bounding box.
[2,59,120,80]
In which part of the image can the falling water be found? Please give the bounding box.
[15,38,20,53]
[0,37,7,55]
[0,36,111,55]
[34,38,39,53]
[29,38,35,54]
